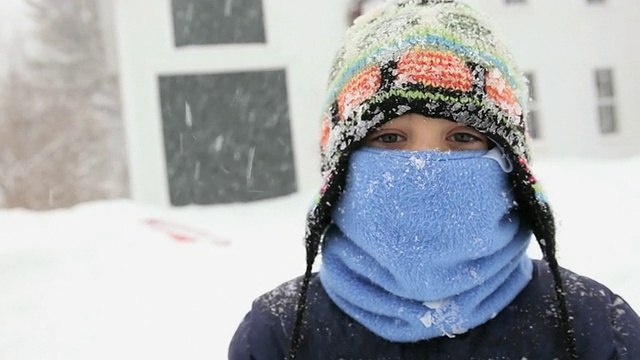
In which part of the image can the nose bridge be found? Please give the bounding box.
[408,124,447,151]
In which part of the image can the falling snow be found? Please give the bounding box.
[0,156,639,358]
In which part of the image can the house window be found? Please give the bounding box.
[172,0,266,47]
[594,69,617,134]
[523,72,540,139]
[526,109,540,140]
[158,70,297,205]
[598,105,617,133]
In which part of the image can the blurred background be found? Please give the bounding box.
[0,0,125,210]
[0,0,638,359]
[1,0,638,210]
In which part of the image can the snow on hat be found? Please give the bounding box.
[320,0,537,180]
[289,1,577,359]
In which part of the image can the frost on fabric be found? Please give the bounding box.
[261,278,301,320]
[564,273,609,299]
[396,104,412,116]
[382,171,395,189]
[419,300,467,337]
[610,295,631,336]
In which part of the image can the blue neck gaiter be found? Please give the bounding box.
[319,147,533,342]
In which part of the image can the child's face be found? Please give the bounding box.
[364,113,489,151]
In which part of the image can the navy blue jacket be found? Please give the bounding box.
[229,260,640,359]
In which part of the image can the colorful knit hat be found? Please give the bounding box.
[289,0,576,359]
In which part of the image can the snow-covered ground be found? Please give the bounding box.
[1,156,639,359]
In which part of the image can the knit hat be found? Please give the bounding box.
[289,1,576,359]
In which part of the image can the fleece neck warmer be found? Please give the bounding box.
[319,147,533,342]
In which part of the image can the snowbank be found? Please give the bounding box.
[1,155,638,359]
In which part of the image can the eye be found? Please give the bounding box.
[447,132,483,143]
[372,133,406,144]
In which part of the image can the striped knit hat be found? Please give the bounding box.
[289,0,577,359]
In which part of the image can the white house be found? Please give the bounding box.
[466,0,640,160]
[104,0,640,207]
[107,0,349,207]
